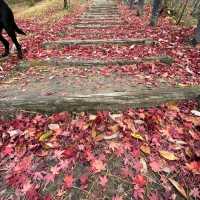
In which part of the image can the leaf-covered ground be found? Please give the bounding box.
[0,1,200,85]
[0,0,200,199]
[0,101,200,199]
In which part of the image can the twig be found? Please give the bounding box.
[108,173,132,185]
[72,186,90,194]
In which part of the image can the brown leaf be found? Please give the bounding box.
[140,144,151,155]
[168,178,187,199]
[159,150,179,161]
[92,127,97,139]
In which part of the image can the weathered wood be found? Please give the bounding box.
[29,55,173,67]
[83,13,120,17]
[43,38,156,48]
[73,24,123,29]
[78,17,121,21]
[74,22,122,26]
[0,87,200,114]
[87,11,118,14]
[80,15,120,19]
[76,21,123,25]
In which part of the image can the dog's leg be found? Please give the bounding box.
[7,30,23,59]
[0,30,9,57]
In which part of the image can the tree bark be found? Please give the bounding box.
[137,0,145,16]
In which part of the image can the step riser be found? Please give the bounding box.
[1,88,199,114]
[30,56,173,67]
[43,39,155,48]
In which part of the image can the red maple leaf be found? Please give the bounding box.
[3,146,13,156]
[149,161,161,172]
[64,175,74,189]
[99,176,108,187]
[132,175,147,187]
[112,195,123,200]
[80,175,88,186]
[50,165,61,175]
[121,167,132,178]
[63,147,76,158]
[91,159,106,173]
[186,161,200,174]
[133,186,145,200]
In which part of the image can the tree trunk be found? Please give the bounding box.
[64,0,69,9]
[191,18,200,46]
[136,0,145,16]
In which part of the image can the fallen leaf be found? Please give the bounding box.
[39,131,53,142]
[140,144,150,154]
[149,161,162,172]
[191,110,200,117]
[80,175,88,186]
[91,159,106,173]
[89,114,97,120]
[95,134,104,142]
[131,132,144,141]
[168,178,187,199]
[48,123,60,130]
[99,176,108,187]
[3,146,14,156]
[64,175,73,189]
[92,127,97,139]
[186,161,200,174]
[159,150,179,161]
[132,175,147,187]
[109,141,121,151]
[104,132,119,140]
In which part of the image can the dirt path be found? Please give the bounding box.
[0,0,199,116]
[0,1,200,200]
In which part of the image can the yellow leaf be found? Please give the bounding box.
[168,178,187,199]
[159,150,179,161]
[131,132,144,141]
[39,131,53,142]
[140,144,151,154]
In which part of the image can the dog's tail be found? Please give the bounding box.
[14,23,26,35]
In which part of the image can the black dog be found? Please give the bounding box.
[0,0,25,59]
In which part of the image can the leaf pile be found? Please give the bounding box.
[0,100,199,199]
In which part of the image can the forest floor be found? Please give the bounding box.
[0,0,200,199]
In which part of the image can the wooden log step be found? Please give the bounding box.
[83,13,120,16]
[77,20,123,24]
[43,38,156,48]
[28,56,174,67]
[87,10,118,13]
[78,17,121,21]
[80,15,120,19]
[1,85,200,114]
[74,22,123,26]
[73,24,123,29]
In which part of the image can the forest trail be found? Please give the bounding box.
[0,1,200,200]
[0,0,199,116]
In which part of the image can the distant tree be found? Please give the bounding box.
[136,0,145,16]
[64,0,70,9]
[191,6,200,46]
